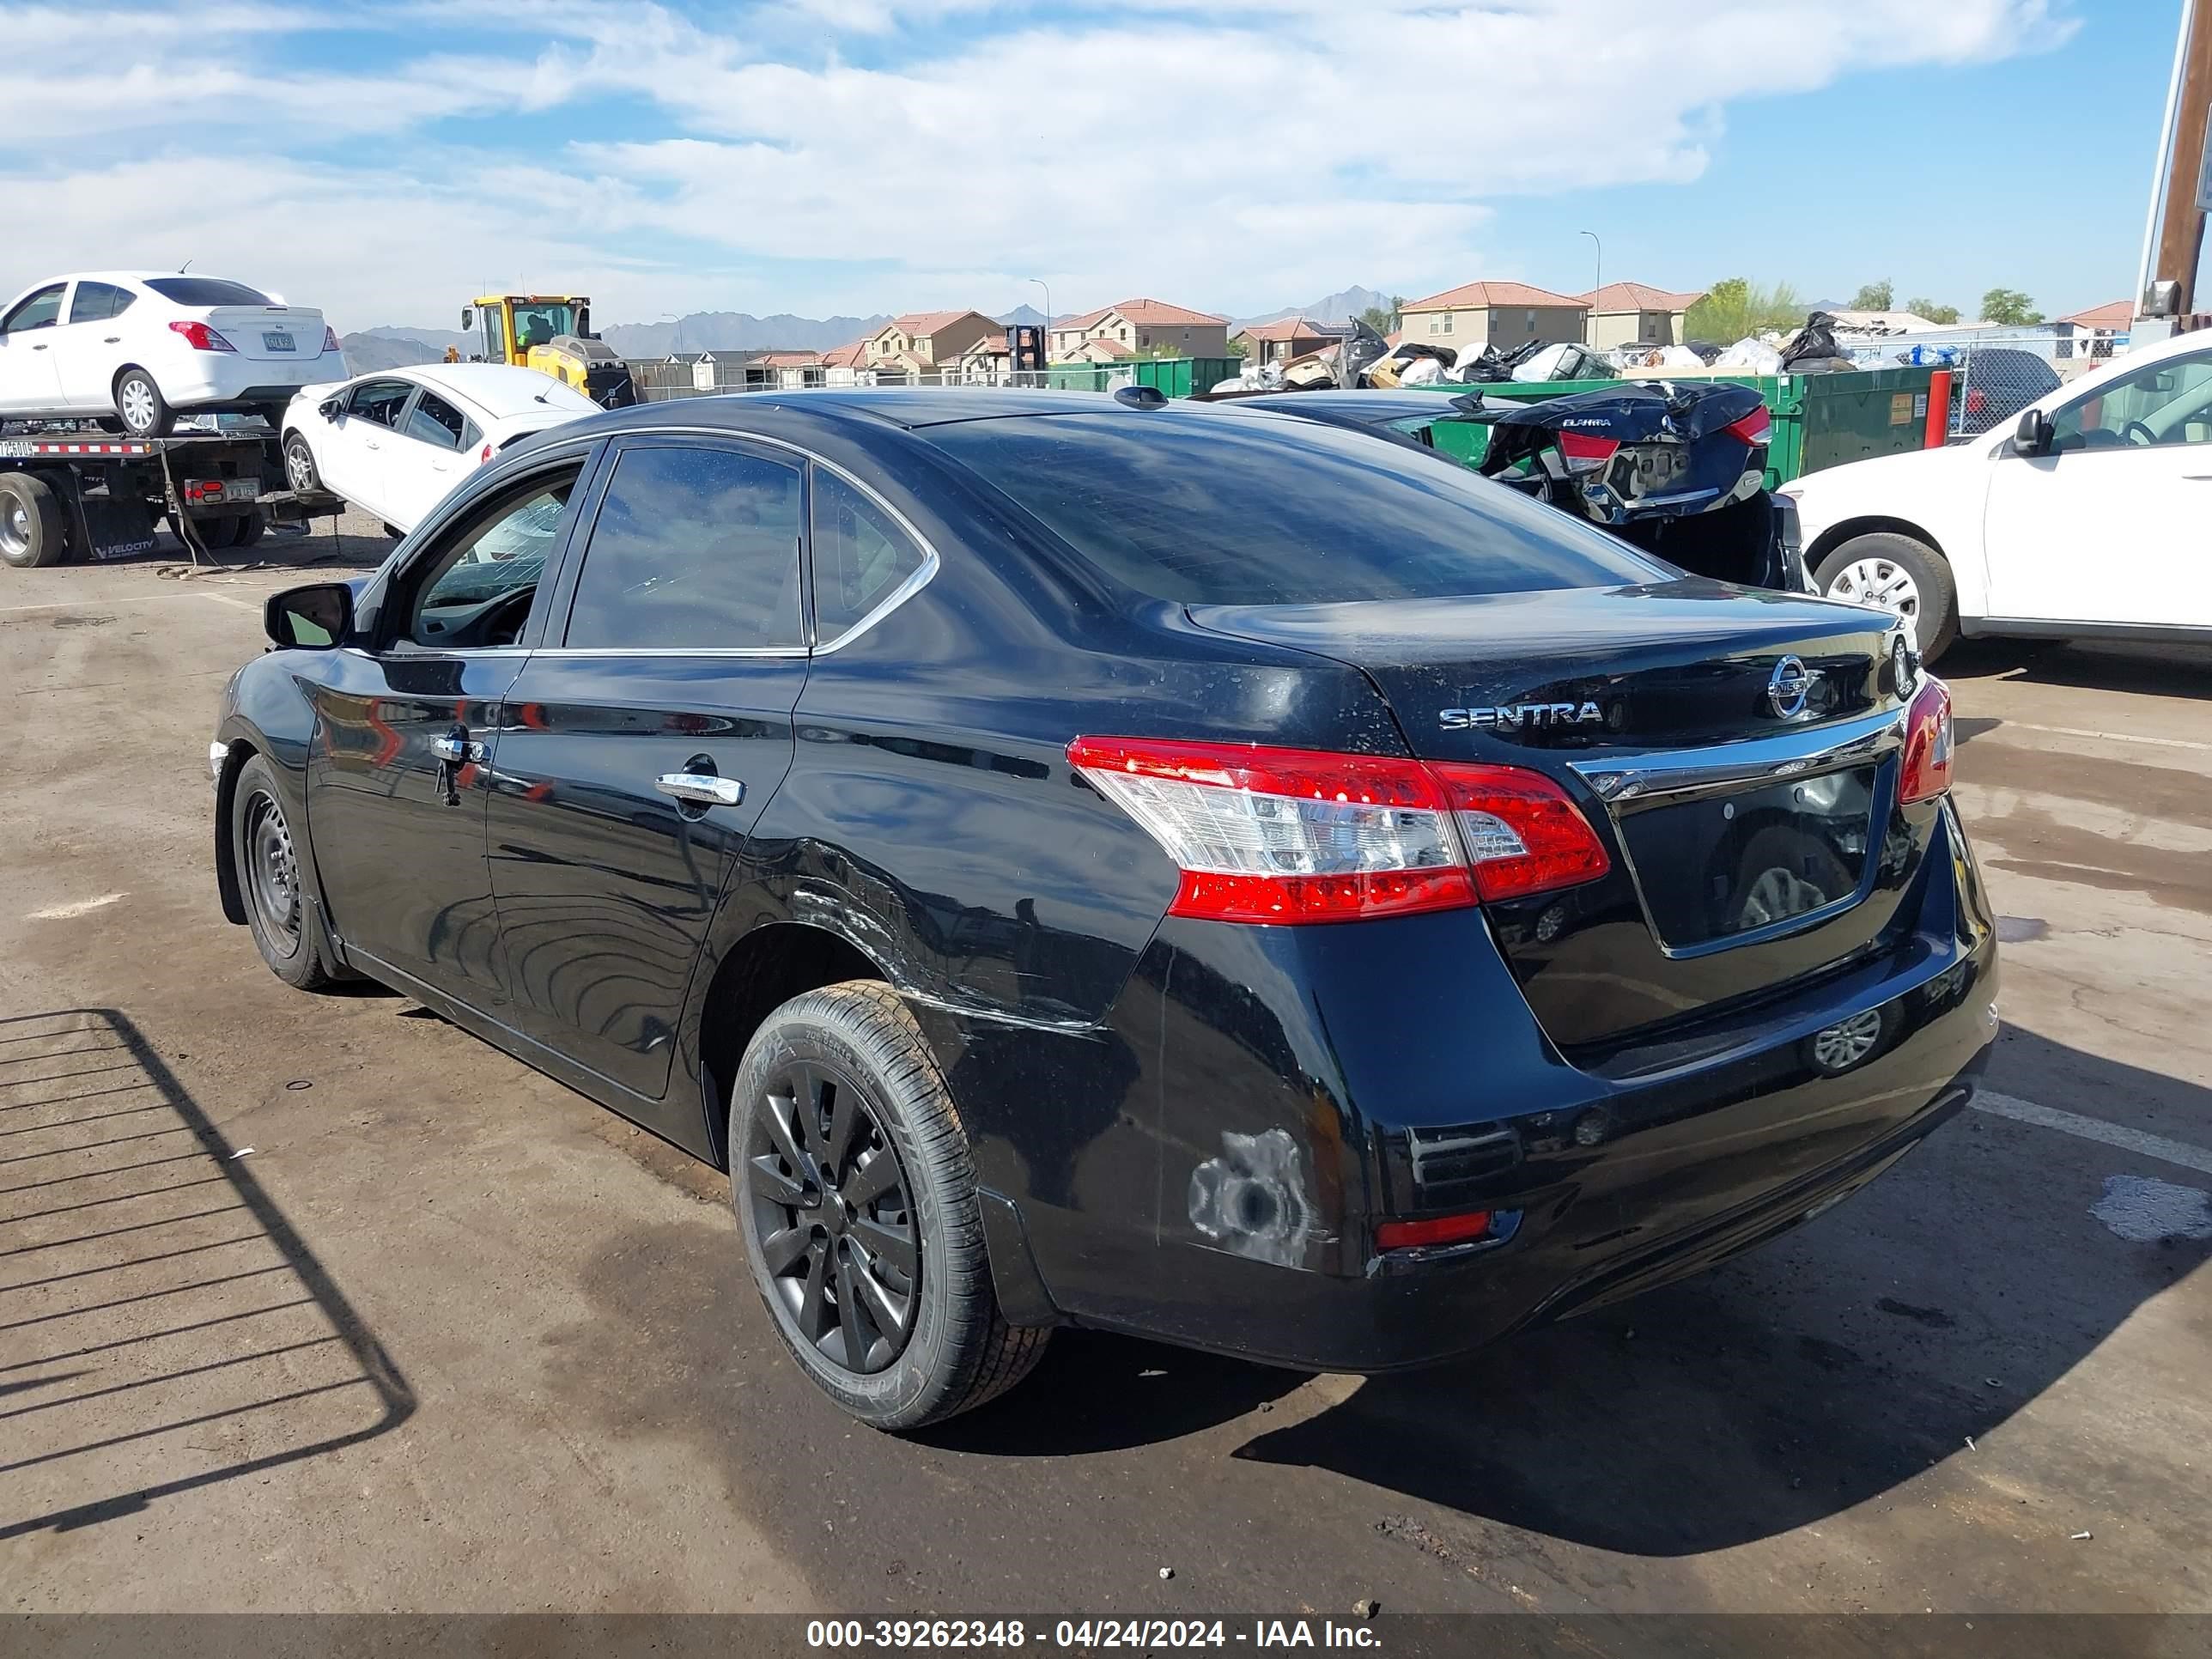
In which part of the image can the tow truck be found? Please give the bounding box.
[0,420,337,571]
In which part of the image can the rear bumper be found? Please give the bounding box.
[939,799,1997,1373]
[164,356,343,407]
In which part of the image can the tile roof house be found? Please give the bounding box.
[821,340,878,386]
[1232,316,1352,364]
[1577,282,1706,349]
[2060,300,2133,330]
[866,309,1000,373]
[755,349,826,389]
[1399,281,1589,354]
[1050,299,1230,362]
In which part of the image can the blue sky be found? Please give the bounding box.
[0,1,2175,331]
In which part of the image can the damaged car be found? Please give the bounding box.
[215,390,1994,1431]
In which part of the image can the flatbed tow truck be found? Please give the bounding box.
[0,422,341,571]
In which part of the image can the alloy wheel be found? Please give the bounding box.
[1825,556,1921,626]
[286,440,315,493]
[243,789,301,947]
[0,497,27,562]
[744,1059,920,1376]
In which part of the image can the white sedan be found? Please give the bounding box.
[0,271,338,435]
[1782,325,2212,662]
[281,364,600,535]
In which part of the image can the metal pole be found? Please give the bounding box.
[1580,231,1601,344]
[2140,0,2196,316]
[1580,230,1601,301]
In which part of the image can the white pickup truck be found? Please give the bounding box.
[1782,325,2212,663]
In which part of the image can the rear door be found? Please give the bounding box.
[1982,346,2212,629]
[484,435,811,1109]
[55,279,137,408]
[305,455,590,1006]
[318,378,414,518]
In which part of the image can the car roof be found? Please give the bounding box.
[386,363,598,418]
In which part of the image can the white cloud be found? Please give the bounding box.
[0,1,2076,329]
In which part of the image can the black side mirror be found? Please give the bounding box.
[319,398,342,420]
[2014,409,2051,455]
[266,582,353,650]
[461,307,475,330]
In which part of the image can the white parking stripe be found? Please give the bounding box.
[1995,721,2212,755]
[1974,1090,2212,1176]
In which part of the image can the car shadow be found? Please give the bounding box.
[0,1008,414,1540]
[948,1030,2208,1558]
[1940,638,2212,697]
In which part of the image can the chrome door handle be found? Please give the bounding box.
[656,772,744,806]
[103,336,120,343]
[431,736,486,763]
[30,343,46,350]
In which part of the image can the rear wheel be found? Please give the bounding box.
[234,508,265,548]
[1813,531,1957,665]
[230,754,336,991]
[0,471,67,569]
[731,981,1048,1431]
[113,367,173,438]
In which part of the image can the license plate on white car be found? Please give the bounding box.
[263,331,295,352]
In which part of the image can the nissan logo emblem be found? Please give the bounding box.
[1768,654,1812,720]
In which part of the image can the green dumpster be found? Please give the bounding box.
[1042,357,1242,398]
[1402,366,1939,487]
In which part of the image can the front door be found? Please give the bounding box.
[0,283,68,414]
[305,460,587,1004]
[318,379,414,520]
[1983,346,2212,629]
[485,436,811,1106]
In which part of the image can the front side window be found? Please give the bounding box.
[2049,353,2212,453]
[927,412,1661,606]
[811,468,927,645]
[143,276,272,307]
[68,282,135,325]
[3,284,66,332]
[563,444,803,652]
[402,391,467,451]
[349,381,413,428]
[401,471,579,648]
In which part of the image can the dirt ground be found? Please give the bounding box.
[3,517,2208,1627]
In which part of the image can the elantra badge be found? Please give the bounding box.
[1440,701,1603,732]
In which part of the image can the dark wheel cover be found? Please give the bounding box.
[745,1057,920,1376]
[228,754,336,991]
[730,981,1049,1430]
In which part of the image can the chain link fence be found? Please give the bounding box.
[1832,325,2130,440]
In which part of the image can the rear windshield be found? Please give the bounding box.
[143,277,274,307]
[924,411,1660,605]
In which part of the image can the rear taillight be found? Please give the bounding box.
[1554,429,1620,475]
[480,442,494,464]
[1723,408,1772,446]
[1066,738,1610,924]
[1376,1210,1494,1251]
[167,320,236,352]
[322,325,341,354]
[1899,678,1954,804]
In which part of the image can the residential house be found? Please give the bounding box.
[1826,309,1954,335]
[865,310,1000,374]
[1233,316,1351,365]
[690,349,769,391]
[1398,282,1589,355]
[1577,282,1705,349]
[953,338,1016,384]
[756,349,826,390]
[1057,334,1133,365]
[2057,300,2132,363]
[1049,299,1230,362]
[820,341,877,387]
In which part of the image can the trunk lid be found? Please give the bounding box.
[1188,581,1924,1052]
[206,306,327,362]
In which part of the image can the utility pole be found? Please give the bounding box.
[2152,0,2212,313]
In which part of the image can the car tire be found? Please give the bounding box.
[1813,531,1958,665]
[113,367,173,438]
[282,431,322,495]
[0,471,67,569]
[234,508,265,548]
[230,754,337,992]
[730,981,1050,1431]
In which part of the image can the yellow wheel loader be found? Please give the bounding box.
[461,295,636,409]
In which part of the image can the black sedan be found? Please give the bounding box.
[212,390,1997,1430]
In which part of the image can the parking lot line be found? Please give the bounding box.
[1973,1089,2212,1176]
[1997,720,2212,754]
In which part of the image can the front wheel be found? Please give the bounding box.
[113,367,173,438]
[283,431,322,495]
[230,754,336,991]
[731,981,1048,1431]
[1813,530,1958,665]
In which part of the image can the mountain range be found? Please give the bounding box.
[340,289,1382,374]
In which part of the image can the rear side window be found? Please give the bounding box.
[810,467,927,644]
[925,412,1661,605]
[403,391,466,451]
[143,277,272,307]
[68,282,136,324]
[564,444,803,652]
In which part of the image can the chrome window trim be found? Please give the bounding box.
[524,646,809,660]
[584,421,944,655]
[1566,704,1905,809]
